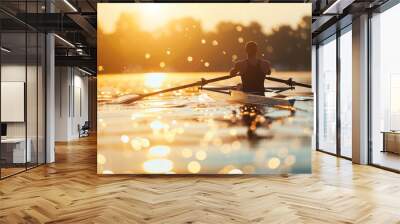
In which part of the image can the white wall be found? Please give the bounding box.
[0,65,40,138]
[55,67,89,141]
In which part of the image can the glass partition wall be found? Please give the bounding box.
[317,35,337,155]
[0,2,46,179]
[339,27,352,159]
[370,3,400,171]
[316,26,352,159]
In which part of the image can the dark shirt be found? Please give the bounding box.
[230,58,272,95]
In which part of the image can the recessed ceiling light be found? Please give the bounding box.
[63,0,78,12]
[54,34,75,48]
[78,67,93,76]
[1,47,11,53]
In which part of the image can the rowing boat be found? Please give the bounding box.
[109,74,310,106]
[202,89,295,107]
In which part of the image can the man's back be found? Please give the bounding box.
[233,58,271,75]
[231,58,272,95]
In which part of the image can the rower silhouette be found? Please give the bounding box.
[230,41,272,96]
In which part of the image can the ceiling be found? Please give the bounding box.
[0,0,392,74]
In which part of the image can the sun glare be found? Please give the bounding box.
[144,73,167,89]
[138,4,166,32]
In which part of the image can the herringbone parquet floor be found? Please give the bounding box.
[1,136,400,224]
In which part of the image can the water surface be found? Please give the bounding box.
[97,72,313,174]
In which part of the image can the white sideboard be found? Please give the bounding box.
[1,138,32,163]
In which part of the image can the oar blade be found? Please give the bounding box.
[111,94,143,104]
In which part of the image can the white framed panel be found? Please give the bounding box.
[1,82,25,122]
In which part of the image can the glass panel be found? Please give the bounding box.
[312,45,317,150]
[0,1,46,178]
[371,4,400,171]
[27,30,38,169]
[26,0,39,169]
[1,30,27,177]
[339,29,352,158]
[317,37,337,154]
[38,33,45,165]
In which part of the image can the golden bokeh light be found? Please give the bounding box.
[236,25,243,32]
[130,138,142,151]
[230,129,239,136]
[130,137,150,151]
[267,157,281,169]
[145,53,151,59]
[187,56,193,62]
[120,135,129,143]
[188,161,201,173]
[195,150,207,161]
[148,145,171,157]
[219,165,235,174]
[143,159,173,174]
[159,61,166,68]
[238,37,244,43]
[201,39,206,44]
[204,62,210,67]
[141,138,150,147]
[212,40,218,46]
[232,54,238,61]
[228,168,243,174]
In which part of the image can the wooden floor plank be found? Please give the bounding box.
[0,136,400,224]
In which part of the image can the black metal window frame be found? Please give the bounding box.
[314,21,352,161]
[367,0,400,173]
[0,0,48,180]
[315,0,400,173]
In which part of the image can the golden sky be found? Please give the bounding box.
[98,3,310,34]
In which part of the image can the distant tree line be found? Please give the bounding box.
[98,13,311,74]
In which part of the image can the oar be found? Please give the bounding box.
[116,74,235,104]
[265,76,312,88]
[203,86,294,93]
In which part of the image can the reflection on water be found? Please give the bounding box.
[144,72,167,89]
[97,72,312,174]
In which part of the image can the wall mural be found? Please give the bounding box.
[97,3,312,174]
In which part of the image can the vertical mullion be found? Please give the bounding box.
[0,20,2,179]
[36,0,39,167]
[25,0,28,171]
[44,0,48,164]
[72,69,74,118]
[316,44,319,151]
[367,11,373,165]
[336,30,341,157]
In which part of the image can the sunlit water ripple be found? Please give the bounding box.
[97,72,313,174]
